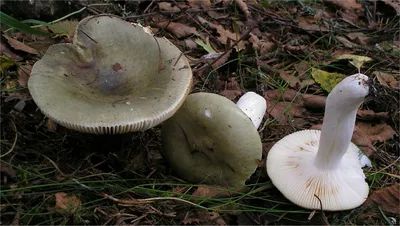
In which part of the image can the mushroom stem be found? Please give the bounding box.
[236,92,267,129]
[315,74,369,170]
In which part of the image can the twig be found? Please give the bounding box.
[0,121,18,158]
[314,194,330,225]
[193,26,256,73]
[104,194,208,210]
[122,8,227,19]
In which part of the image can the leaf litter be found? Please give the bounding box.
[0,0,399,225]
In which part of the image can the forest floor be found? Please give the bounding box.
[1,0,399,225]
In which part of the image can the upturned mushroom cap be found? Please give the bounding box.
[266,130,369,211]
[28,15,192,134]
[161,93,262,186]
[266,74,370,211]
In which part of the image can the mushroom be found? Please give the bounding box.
[266,73,370,211]
[28,15,192,134]
[161,92,266,186]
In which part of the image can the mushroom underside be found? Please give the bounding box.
[266,130,369,211]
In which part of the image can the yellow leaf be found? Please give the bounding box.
[335,54,372,72]
[311,68,347,92]
[0,55,15,71]
[55,192,81,215]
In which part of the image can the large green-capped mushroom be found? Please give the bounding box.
[161,92,265,186]
[28,15,192,134]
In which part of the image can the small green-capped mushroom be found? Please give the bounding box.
[161,92,263,186]
[28,15,192,134]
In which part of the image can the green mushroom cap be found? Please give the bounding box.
[28,15,192,134]
[161,93,262,186]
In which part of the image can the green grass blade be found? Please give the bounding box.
[0,12,52,36]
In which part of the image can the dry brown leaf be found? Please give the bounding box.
[154,22,198,38]
[357,109,389,121]
[345,32,369,45]
[266,100,308,128]
[373,71,400,89]
[220,89,242,101]
[336,36,358,48]
[297,17,328,32]
[2,34,39,55]
[158,2,180,11]
[192,185,248,198]
[17,64,32,87]
[55,192,81,215]
[0,164,17,178]
[47,119,58,132]
[187,0,211,8]
[294,62,310,79]
[249,33,276,55]
[364,184,400,214]
[197,16,246,50]
[235,0,251,18]
[280,70,300,88]
[219,77,242,100]
[323,0,362,10]
[357,122,396,143]
[0,40,23,62]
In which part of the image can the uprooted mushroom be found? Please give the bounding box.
[161,92,267,186]
[266,73,370,211]
[28,15,192,134]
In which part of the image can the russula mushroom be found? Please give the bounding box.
[28,15,192,134]
[266,73,370,211]
[161,92,266,186]
[236,91,267,128]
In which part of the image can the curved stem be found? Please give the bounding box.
[314,74,369,170]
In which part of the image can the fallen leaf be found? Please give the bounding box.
[187,0,211,8]
[311,67,347,92]
[197,16,246,50]
[48,20,79,37]
[345,32,369,45]
[220,77,242,100]
[2,34,39,55]
[47,119,58,132]
[0,40,23,62]
[235,0,251,18]
[297,17,328,32]
[294,61,311,79]
[335,54,372,72]
[0,55,16,71]
[220,89,242,101]
[0,164,17,178]
[249,33,276,55]
[373,71,399,89]
[336,36,358,48]
[17,64,32,87]
[353,122,395,156]
[195,37,216,53]
[55,192,81,215]
[323,0,362,10]
[192,185,248,198]
[356,122,396,143]
[158,2,180,11]
[154,22,198,38]
[364,184,400,214]
[357,109,389,121]
[279,70,300,88]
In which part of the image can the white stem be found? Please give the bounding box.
[315,74,369,170]
[236,92,267,129]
